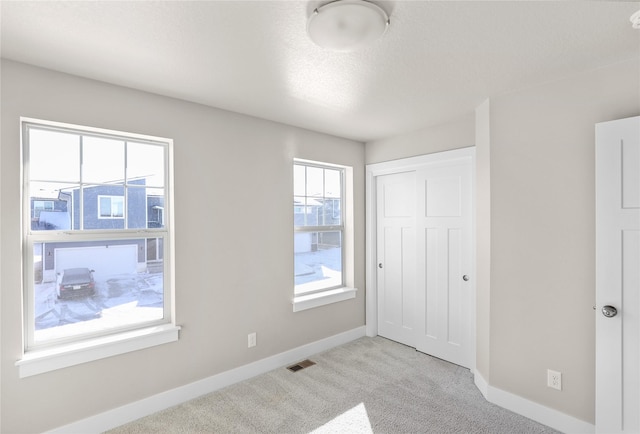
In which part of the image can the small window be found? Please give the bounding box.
[293,162,345,296]
[98,195,124,218]
[21,118,175,363]
[32,200,54,218]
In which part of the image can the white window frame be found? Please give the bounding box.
[292,159,357,312]
[97,195,125,219]
[17,118,179,378]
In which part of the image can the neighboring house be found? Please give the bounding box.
[147,195,165,229]
[71,179,147,230]
[30,197,70,230]
[294,197,341,253]
[32,179,165,282]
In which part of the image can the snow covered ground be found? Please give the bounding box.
[31,247,341,341]
[33,272,163,342]
[294,247,342,291]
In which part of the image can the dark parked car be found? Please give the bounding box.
[57,268,95,299]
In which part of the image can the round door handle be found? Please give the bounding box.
[462,275,469,281]
[602,305,618,318]
[378,263,383,269]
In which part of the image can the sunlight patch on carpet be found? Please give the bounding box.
[310,403,373,434]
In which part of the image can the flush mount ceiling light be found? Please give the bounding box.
[631,10,640,29]
[307,0,390,51]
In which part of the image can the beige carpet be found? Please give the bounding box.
[108,336,559,433]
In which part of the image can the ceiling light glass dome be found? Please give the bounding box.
[307,0,390,52]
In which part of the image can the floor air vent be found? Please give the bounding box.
[287,359,316,372]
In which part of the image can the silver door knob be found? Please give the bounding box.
[378,263,383,269]
[602,305,618,318]
[462,275,469,281]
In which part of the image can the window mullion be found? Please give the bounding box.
[304,166,308,227]
[322,168,326,227]
[124,141,129,229]
[79,134,84,230]
[294,225,343,232]
[340,169,345,287]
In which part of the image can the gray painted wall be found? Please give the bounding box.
[487,58,639,423]
[0,60,365,433]
[365,58,640,424]
[2,54,638,431]
[365,113,475,165]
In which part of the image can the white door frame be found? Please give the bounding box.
[365,147,477,371]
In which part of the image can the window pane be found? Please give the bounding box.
[145,238,165,262]
[306,166,323,197]
[29,128,80,182]
[294,231,342,295]
[293,165,342,227]
[82,136,124,184]
[309,198,323,226]
[294,196,307,226]
[85,187,125,229]
[112,197,124,218]
[324,168,341,198]
[146,191,165,229]
[147,238,158,261]
[33,200,54,213]
[32,201,48,222]
[322,198,341,226]
[293,164,306,196]
[128,142,165,188]
[30,182,77,231]
[99,196,112,217]
[33,238,164,343]
[127,186,154,229]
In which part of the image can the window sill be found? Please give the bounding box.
[16,323,180,378]
[292,287,357,312]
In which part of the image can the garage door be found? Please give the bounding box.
[55,244,137,278]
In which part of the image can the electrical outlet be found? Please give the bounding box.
[547,369,562,391]
[248,332,257,348]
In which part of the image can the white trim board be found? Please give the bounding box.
[474,370,595,434]
[46,326,366,434]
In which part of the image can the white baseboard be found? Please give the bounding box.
[473,368,489,397]
[47,326,367,434]
[473,370,595,434]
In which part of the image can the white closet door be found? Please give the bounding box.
[376,171,416,347]
[415,154,474,369]
[373,148,475,369]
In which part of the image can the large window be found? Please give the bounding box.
[21,119,175,368]
[294,161,345,296]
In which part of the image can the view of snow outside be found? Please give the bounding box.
[294,164,344,294]
[34,270,163,342]
[294,246,342,294]
[27,126,169,342]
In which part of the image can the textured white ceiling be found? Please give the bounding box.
[1,1,639,142]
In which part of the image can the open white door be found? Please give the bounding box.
[596,116,640,433]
